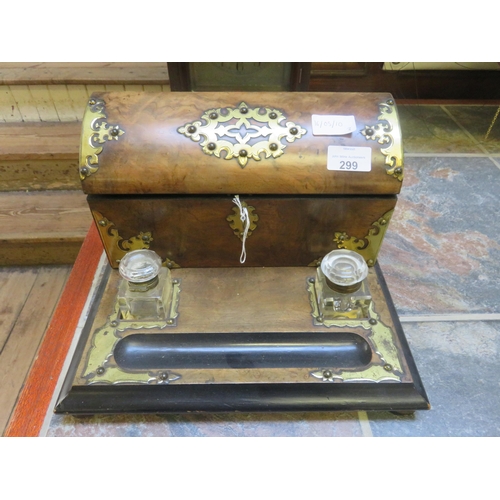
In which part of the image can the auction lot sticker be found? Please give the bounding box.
[327,146,371,172]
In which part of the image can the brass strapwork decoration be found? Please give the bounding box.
[80,98,125,180]
[226,200,259,240]
[307,258,323,268]
[163,258,181,269]
[81,283,181,385]
[306,279,403,383]
[332,209,394,266]
[177,101,307,168]
[92,211,153,266]
[361,99,403,181]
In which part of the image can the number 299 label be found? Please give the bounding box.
[327,146,371,172]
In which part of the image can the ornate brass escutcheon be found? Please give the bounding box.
[226,199,259,241]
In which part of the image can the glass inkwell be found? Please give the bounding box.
[117,249,173,321]
[314,249,372,320]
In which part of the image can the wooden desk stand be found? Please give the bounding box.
[52,241,429,415]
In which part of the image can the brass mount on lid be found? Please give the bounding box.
[177,101,306,168]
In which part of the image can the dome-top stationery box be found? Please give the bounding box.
[80,91,403,269]
[53,91,429,416]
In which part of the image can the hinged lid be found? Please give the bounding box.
[79,91,403,195]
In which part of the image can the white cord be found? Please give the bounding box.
[232,195,250,264]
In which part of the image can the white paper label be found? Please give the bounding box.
[327,146,372,172]
[312,114,356,135]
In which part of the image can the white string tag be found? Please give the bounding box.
[232,195,250,264]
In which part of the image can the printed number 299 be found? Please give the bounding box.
[340,161,358,170]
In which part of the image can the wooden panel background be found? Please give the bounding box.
[0,62,170,86]
[0,84,171,123]
[0,265,71,434]
[4,225,102,436]
[0,190,92,265]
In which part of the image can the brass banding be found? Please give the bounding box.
[324,278,362,294]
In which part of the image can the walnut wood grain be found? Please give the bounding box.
[88,194,396,268]
[65,265,416,394]
[81,91,402,196]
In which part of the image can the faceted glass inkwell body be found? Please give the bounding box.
[314,249,372,320]
[117,250,172,321]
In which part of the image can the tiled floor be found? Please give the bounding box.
[44,103,500,437]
